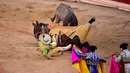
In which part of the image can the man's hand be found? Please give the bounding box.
[112,52,119,57]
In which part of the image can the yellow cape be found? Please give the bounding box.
[72,58,106,73]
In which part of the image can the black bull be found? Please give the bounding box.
[51,3,78,26]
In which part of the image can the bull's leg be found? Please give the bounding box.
[51,14,56,22]
[63,20,69,26]
[70,14,78,26]
[55,17,60,23]
[63,22,67,26]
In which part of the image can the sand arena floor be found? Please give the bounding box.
[0,0,130,73]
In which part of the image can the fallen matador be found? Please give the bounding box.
[37,34,72,59]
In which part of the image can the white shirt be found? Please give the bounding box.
[113,49,130,62]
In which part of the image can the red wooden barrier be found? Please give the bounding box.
[113,0,130,4]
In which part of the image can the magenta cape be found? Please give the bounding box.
[109,56,120,73]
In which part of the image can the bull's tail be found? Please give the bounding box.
[88,17,95,24]
[51,13,56,22]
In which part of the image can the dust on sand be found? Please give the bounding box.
[0,0,130,73]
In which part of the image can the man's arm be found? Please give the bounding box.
[113,51,126,62]
[99,58,106,63]
[73,48,86,57]
[97,54,106,63]
[113,55,121,62]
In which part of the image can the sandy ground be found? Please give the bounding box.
[0,0,130,73]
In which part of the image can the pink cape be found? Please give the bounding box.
[72,46,90,73]
[109,56,120,73]
[72,46,88,63]
[72,46,80,63]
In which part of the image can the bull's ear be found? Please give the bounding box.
[32,23,35,26]
[36,21,38,25]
